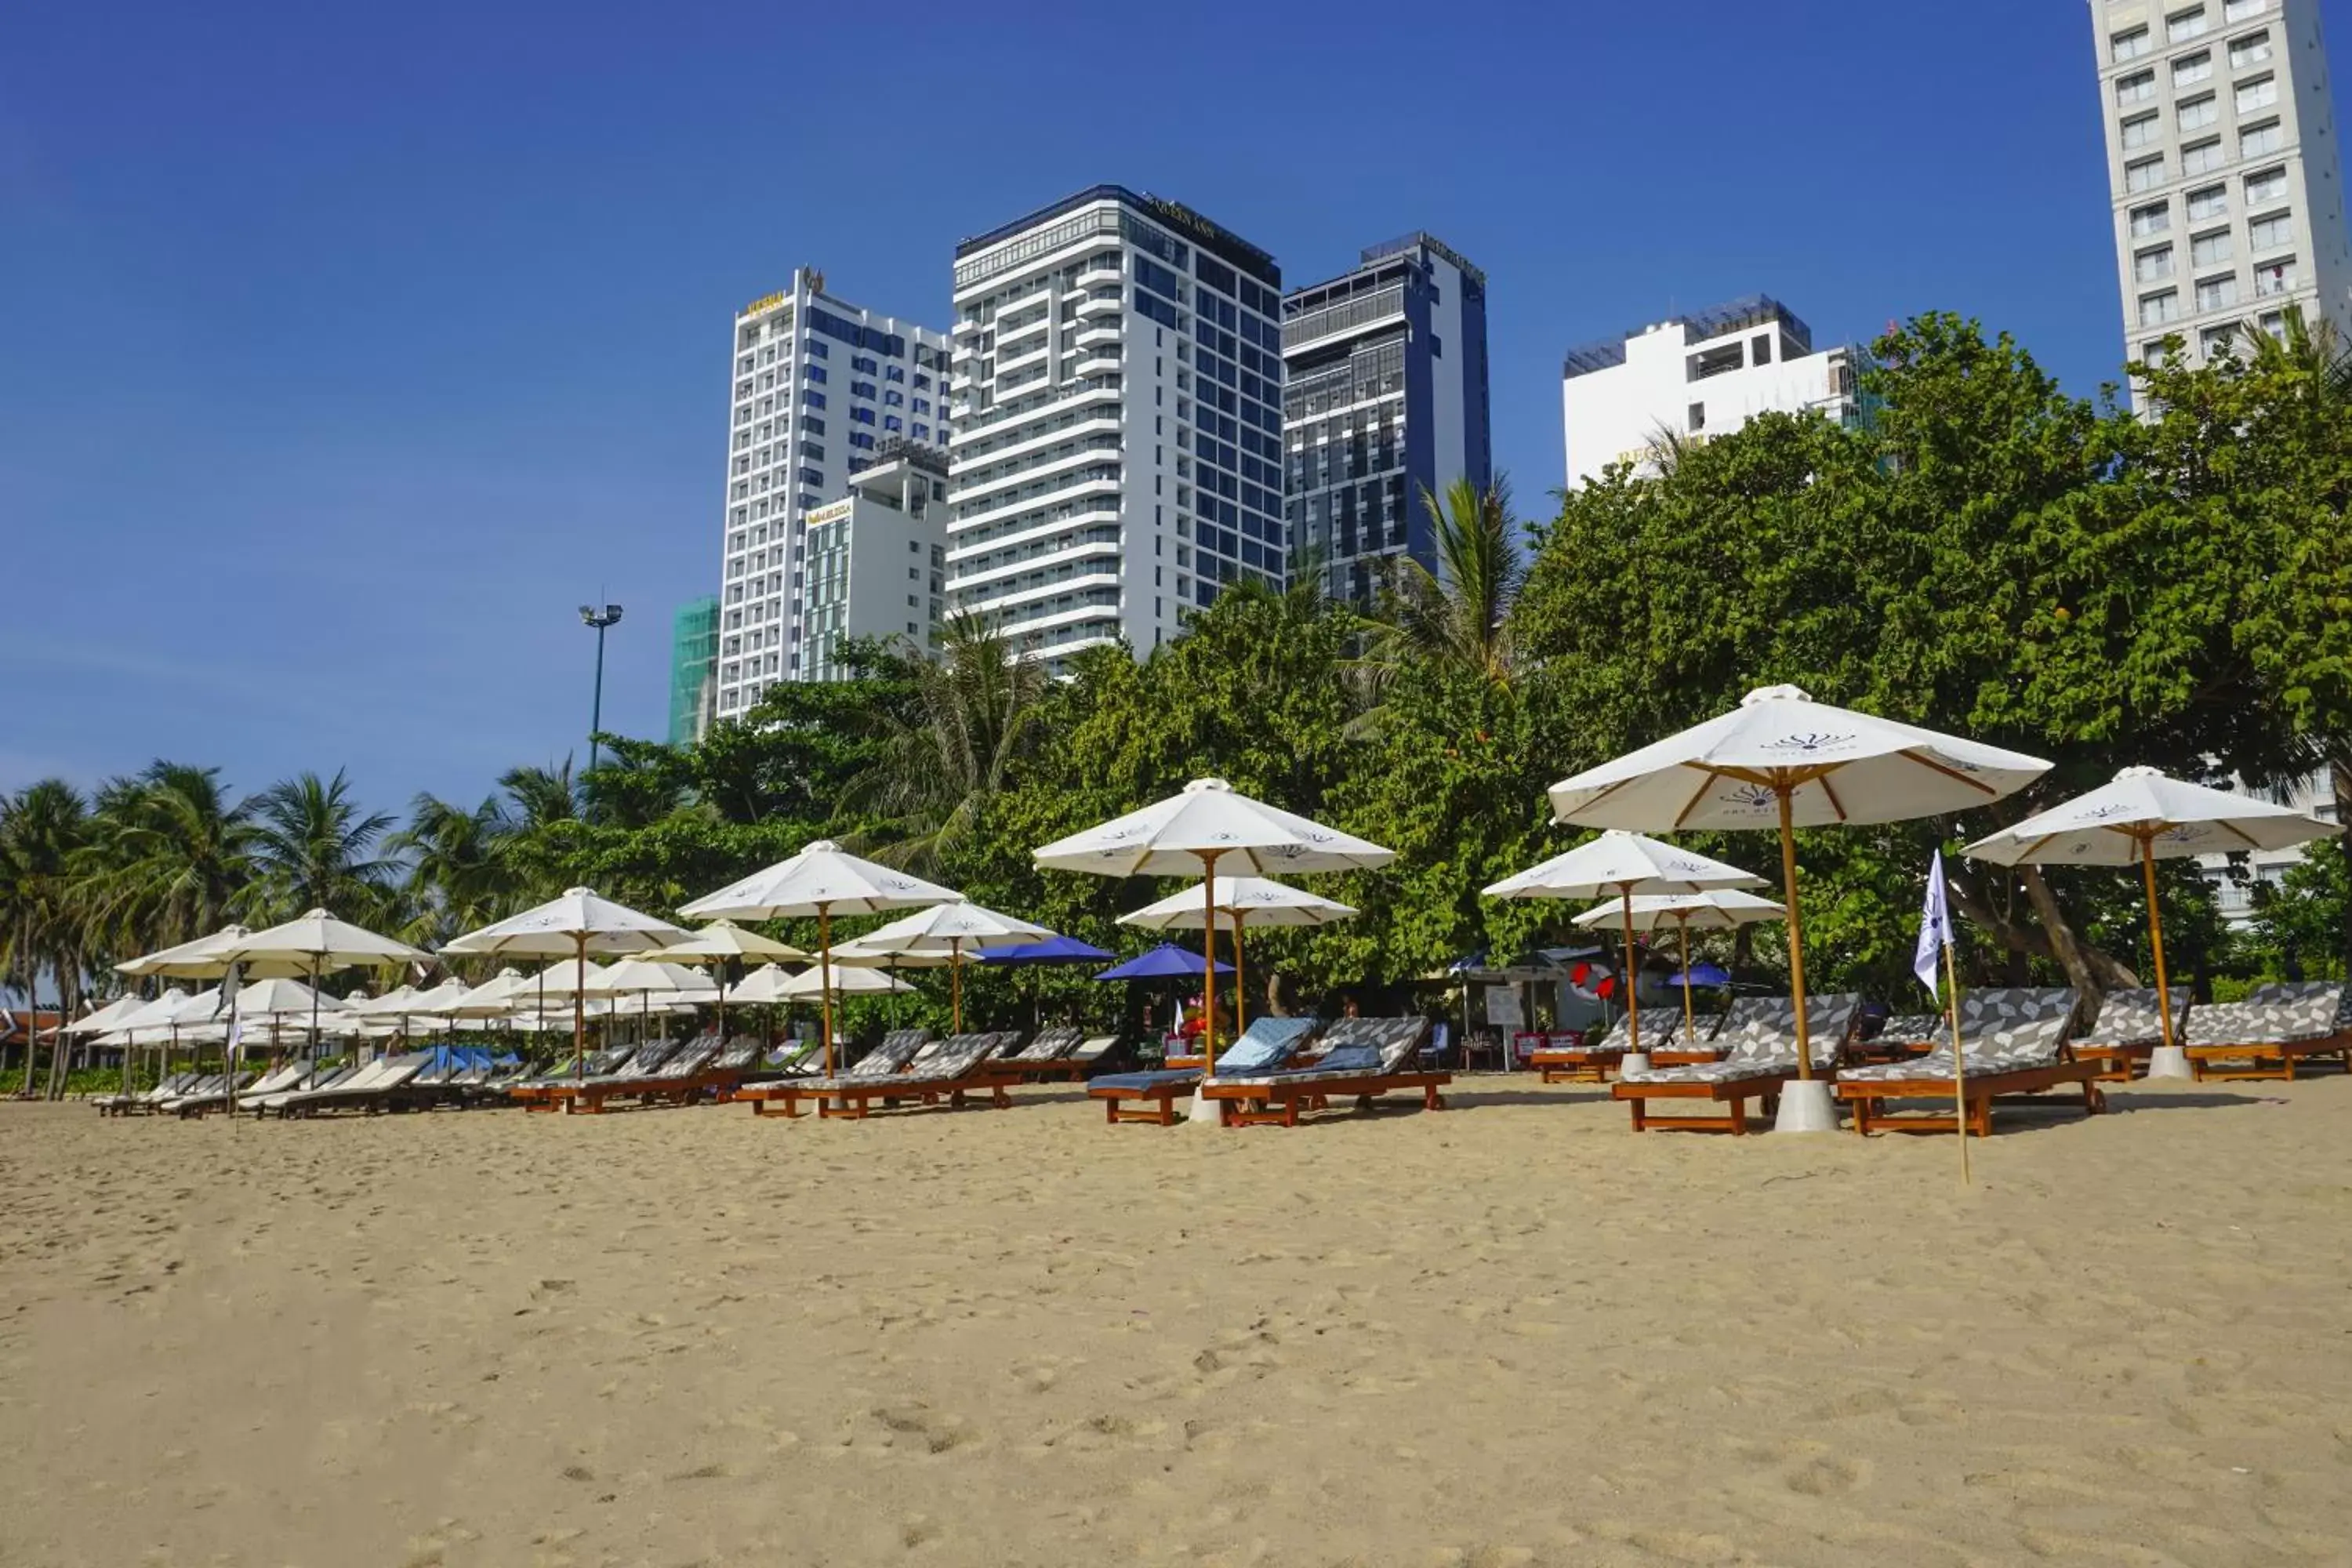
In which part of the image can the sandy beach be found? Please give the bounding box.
[4,1078,2350,1566]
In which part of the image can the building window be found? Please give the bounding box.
[884,365,905,382]
[2223,0,2268,18]
[2241,120,2282,158]
[2258,310,2288,339]
[2140,289,2181,326]
[2129,201,2172,238]
[2201,324,2243,359]
[851,407,875,425]
[2249,210,2294,251]
[2236,76,2278,116]
[1687,402,1706,433]
[2190,229,2234,268]
[2176,94,2218,132]
[2142,340,2172,368]
[2126,156,2166,193]
[884,416,902,432]
[805,339,828,359]
[883,390,903,406]
[2230,30,2273,69]
[2195,273,2239,311]
[807,365,827,383]
[2187,183,2230,220]
[2113,25,2151,60]
[2245,165,2288,206]
[2136,245,2176,282]
[2253,256,2296,296]
[912,423,930,440]
[2182,139,2225,176]
[2173,51,2214,87]
[804,390,826,409]
[851,355,877,374]
[2117,68,2158,105]
[2168,6,2209,44]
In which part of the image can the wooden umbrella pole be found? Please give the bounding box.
[1199,850,1224,1076]
[1679,918,1696,1046]
[1778,786,1814,1080]
[1944,919,1970,1183]
[818,906,835,1078]
[2140,833,2177,1051]
[951,939,963,1034]
[572,933,587,1081]
[1231,909,1247,1035]
[1619,885,1641,1054]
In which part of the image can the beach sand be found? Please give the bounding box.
[3,1076,2350,1566]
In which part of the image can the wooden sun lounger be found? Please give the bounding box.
[549,1044,726,1114]
[1088,1018,1321,1125]
[1203,1018,1446,1127]
[1611,993,1861,1134]
[739,1030,931,1117]
[1616,1073,1789,1134]
[758,1036,1009,1120]
[2180,983,2351,1080]
[1835,1060,2106,1136]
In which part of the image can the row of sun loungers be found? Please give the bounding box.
[1087,1016,1449,1128]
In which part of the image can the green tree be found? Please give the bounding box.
[1357,477,1524,695]
[2,781,89,1095]
[245,769,397,922]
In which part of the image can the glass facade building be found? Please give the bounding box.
[667,596,719,744]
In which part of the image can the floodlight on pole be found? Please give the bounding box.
[579,603,623,772]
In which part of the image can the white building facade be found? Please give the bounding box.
[2090,0,2352,382]
[946,187,1285,673]
[796,442,951,684]
[1559,296,1859,488]
[711,268,950,721]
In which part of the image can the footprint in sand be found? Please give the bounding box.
[1785,1454,1867,1497]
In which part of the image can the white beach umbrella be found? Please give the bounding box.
[109,985,222,1084]
[444,889,686,1073]
[1118,875,1358,1034]
[60,995,146,1036]
[831,900,1049,1032]
[216,909,430,1075]
[1965,765,2340,1076]
[775,964,913,999]
[681,841,958,1076]
[1571,889,1789,1044]
[651,920,810,1046]
[1544,685,2052,1128]
[720,963,800,1006]
[596,958,717,1044]
[115,924,310,980]
[1484,832,1764,1059]
[1034,779,1393,1073]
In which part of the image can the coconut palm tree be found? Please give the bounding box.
[75,762,260,956]
[1,780,89,1095]
[387,792,521,946]
[244,769,396,923]
[845,613,1047,873]
[1352,476,1526,707]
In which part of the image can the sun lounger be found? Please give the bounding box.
[2181,982,2350,1080]
[161,1069,265,1117]
[269,1053,433,1117]
[244,1062,359,1113]
[515,1041,677,1112]
[738,1029,931,1116]
[1835,987,2102,1134]
[982,1025,1086,1079]
[1088,1017,1321,1125]
[506,1047,633,1107]
[2068,987,2193,1081]
[782,1035,1018,1120]
[549,1042,725,1114]
[1530,1015,1648,1082]
[144,1073,232,1116]
[1203,1017,1446,1126]
[1613,993,1860,1134]
[93,1071,201,1116]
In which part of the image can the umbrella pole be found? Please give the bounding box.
[1945,922,1970,1182]
[2140,833,2176,1053]
[1777,788,1813,1080]
[1679,918,1696,1047]
[572,933,586,1081]
[1231,910,1247,1034]
[1199,851,1225,1076]
[951,939,963,1034]
[1620,885,1640,1056]
[818,906,835,1078]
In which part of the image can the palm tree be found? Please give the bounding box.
[1353,476,1526,699]
[493,761,582,835]
[75,762,260,958]
[387,793,521,946]
[846,613,1047,873]
[244,769,395,922]
[2,781,89,1095]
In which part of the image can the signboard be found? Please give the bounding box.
[1484,985,1524,1029]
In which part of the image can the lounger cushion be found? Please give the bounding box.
[2183,982,2345,1045]
[2073,987,2188,1050]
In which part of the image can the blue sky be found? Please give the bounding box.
[5,0,2335,815]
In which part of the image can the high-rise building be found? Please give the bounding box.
[1281,234,1491,604]
[796,441,951,684]
[711,268,950,723]
[1559,296,1860,488]
[666,597,718,744]
[946,186,1285,673]
[2089,0,2352,383]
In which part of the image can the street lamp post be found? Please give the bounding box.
[579,603,623,772]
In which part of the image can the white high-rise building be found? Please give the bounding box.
[796,442,950,684]
[1559,296,1860,488]
[2089,0,2352,384]
[710,268,949,721]
[946,187,1286,673]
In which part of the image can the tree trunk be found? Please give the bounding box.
[16,924,34,1099]
[45,953,73,1099]
[1945,863,2139,996]
[2334,755,2352,982]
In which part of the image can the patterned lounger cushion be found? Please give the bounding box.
[1623,992,1860,1083]
[2072,988,2187,1049]
[1876,1013,1943,1047]
[2184,982,2347,1046]
[1105,1015,1319,1094]
[1840,987,2078,1080]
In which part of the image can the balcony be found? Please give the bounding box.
[1282,283,1405,353]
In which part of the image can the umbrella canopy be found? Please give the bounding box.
[116,924,311,979]
[1485,832,1762,1054]
[60,995,147,1035]
[1118,874,1358,930]
[444,890,685,1070]
[1669,962,1735,989]
[226,975,351,1018]
[108,986,203,1036]
[1543,686,2052,1100]
[775,964,913,999]
[721,964,800,1006]
[597,959,718,997]
[832,900,1053,1029]
[1570,887,1789,1043]
[1036,778,1392,1070]
[1095,944,1236,982]
[680,842,959,1076]
[976,935,1116,967]
[652,919,810,965]
[531,958,615,997]
[443,967,536,1018]
[1964,765,2341,1059]
[222,909,430,971]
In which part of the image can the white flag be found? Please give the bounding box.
[1914,849,1953,998]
